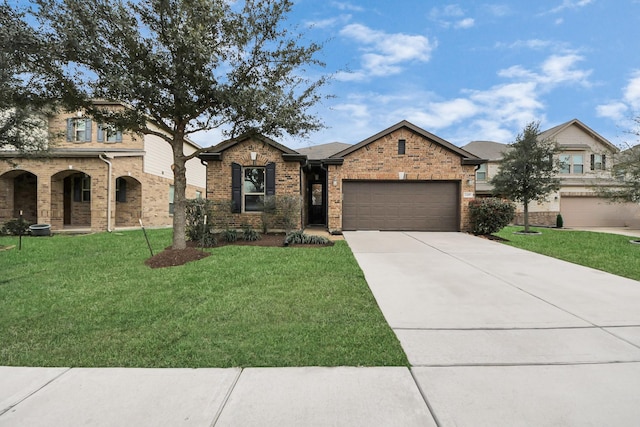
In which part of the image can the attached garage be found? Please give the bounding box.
[560,196,640,227]
[342,181,460,231]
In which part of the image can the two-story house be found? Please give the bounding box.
[463,119,640,228]
[0,100,206,232]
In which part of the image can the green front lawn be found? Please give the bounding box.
[495,226,640,281]
[0,229,408,368]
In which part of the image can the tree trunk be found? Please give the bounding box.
[523,200,530,233]
[171,137,188,250]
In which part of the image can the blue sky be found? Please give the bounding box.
[211,0,640,150]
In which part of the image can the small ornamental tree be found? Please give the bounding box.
[469,198,515,235]
[491,121,560,233]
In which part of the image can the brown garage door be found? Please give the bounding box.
[561,196,640,227]
[342,181,459,231]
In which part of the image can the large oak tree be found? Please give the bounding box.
[18,0,328,249]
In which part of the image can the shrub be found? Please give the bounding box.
[242,224,261,241]
[556,213,564,229]
[278,195,301,234]
[1,218,31,236]
[222,228,238,242]
[261,195,301,234]
[261,196,277,233]
[185,199,217,246]
[469,198,515,235]
[283,230,329,246]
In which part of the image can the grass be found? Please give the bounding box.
[0,229,408,368]
[494,226,640,281]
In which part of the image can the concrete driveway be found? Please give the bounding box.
[345,231,640,426]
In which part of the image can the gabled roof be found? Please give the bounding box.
[198,132,306,163]
[539,118,619,152]
[296,142,352,160]
[461,141,510,161]
[330,120,483,164]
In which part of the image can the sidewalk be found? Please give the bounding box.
[1,366,434,427]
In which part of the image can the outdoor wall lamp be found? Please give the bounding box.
[399,171,406,180]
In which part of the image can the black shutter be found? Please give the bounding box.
[265,163,276,196]
[590,154,595,171]
[231,162,242,213]
[602,155,606,169]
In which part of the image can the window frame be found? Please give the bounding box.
[243,166,266,212]
[476,163,487,182]
[398,139,406,155]
[73,175,91,202]
[67,118,92,143]
[559,153,585,175]
[97,124,123,143]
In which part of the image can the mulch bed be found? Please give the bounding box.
[145,233,333,269]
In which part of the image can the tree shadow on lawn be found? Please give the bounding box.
[145,233,333,268]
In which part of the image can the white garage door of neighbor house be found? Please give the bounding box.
[560,196,640,227]
[342,181,460,231]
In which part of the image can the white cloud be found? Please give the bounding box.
[485,4,511,17]
[548,0,594,14]
[324,52,593,146]
[623,71,640,109]
[498,53,591,88]
[401,98,479,129]
[597,70,640,123]
[496,39,569,52]
[305,15,351,29]
[331,1,365,12]
[429,4,475,29]
[596,102,628,121]
[455,18,475,29]
[338,23,434,80]
[539,54,591,86]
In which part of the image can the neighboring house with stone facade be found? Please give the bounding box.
[0,100,206,232]
[463,119,640,228]
[200,120,484,233]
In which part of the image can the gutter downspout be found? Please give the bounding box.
[99,153,113,232]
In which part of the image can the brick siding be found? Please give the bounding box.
[327,128,477,232]
[206,138,302,231]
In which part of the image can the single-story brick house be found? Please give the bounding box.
[200,120,484,233]
[0,101,206,232]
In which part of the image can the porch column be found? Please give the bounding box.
[37,176,52,225]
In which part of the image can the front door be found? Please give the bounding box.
[308,181,325,225]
